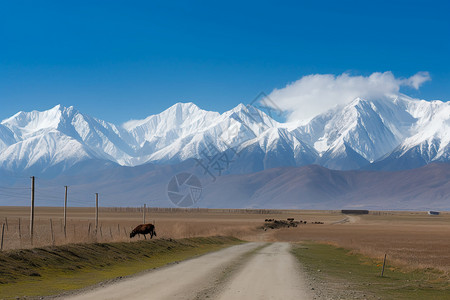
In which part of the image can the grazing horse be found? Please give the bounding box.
[130,223,157,239]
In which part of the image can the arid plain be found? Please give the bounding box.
[1,207,449,273]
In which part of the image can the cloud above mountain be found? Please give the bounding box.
[266,71,431,121]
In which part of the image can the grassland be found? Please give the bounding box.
[292,243,450,299]
[0,206,449,298]
[270,211,450,273]
[0,207,265,250]
[1,207,449,272]
[0,236,242,299]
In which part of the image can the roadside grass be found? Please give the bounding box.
[292,242,449,300]
[0,236,242,299]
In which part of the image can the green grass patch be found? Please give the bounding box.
[292,242,449,300]
[0,236,242,299]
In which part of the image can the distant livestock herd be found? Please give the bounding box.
[128,218,324,239]
[262,218,324,230]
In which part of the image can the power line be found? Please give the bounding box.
[0,186,30,190]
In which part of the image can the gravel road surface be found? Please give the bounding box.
[63,242,312,300]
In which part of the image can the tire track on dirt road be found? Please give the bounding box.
[62,242,264,300]
[215,242,312,300]
[62,242,313,300]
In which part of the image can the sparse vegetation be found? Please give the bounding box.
[292,242,450,299]
[0,206,262,250]
[1,207,449,298]
[0,236,242,299]
[270,212,450,273]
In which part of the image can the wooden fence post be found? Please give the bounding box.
[143,204,146,223]
[381,253,387,277]
[1,223,5,250]
[18,218,21,239]
[95,193,99,231]
[50,219,55,246]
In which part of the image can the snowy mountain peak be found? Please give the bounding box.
[224,103,280,134]
[1,104,69,140]
[123,102,214,130]
[160,102,204,119]
[0,97,449,175]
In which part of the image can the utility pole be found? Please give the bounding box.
[30,176,35,245]
[64,186,68,238]
[95,193,99,230]
[143,204,146,224]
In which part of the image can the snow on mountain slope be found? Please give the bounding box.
[0,131,95,175]
[61,108,136,164]
[225,127,317,173]
[123,102,220,158]
[2,105,63,140]
[0,124,16,152]
[290,95,449,170]
[122,103,286,167]
[0,96,449,175]
[404,99,449,160]
[0,103,288,173]
[118,95,448,172]
[0,105,136,173]
[371,99,450,169]
[294,97,408,163]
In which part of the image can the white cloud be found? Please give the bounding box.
[265,71,431,121]
[404,71,431,89]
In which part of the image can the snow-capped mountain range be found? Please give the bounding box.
[0,95,449,176]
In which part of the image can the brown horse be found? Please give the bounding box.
[130,223,157,239]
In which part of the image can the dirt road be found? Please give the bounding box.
[216,243,311,299]
[63,242,312,300]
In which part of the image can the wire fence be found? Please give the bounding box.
[0,176,313,251]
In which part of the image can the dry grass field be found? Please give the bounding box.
[0,207,271,249]
[0,207,449,274]
[269,211,450,273]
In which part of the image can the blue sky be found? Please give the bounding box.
[1,0,449,124]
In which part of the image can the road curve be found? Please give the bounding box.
[63,242,312,300]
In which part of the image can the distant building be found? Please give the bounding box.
[341,209,369,215]
[428,211,440,215]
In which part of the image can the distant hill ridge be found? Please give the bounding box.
[1,159,448,210]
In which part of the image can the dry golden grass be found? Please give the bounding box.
[0,206,270,249]
[270,211,450,273]
[1,207,449,274]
